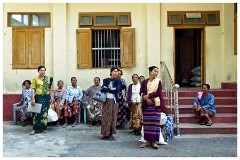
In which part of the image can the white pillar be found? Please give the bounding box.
[146,4,161,70]
[52,3,67,88]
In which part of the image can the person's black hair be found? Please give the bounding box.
[71,77,77,81]
[94,77,100,82]
[37,66,46,72]
[139,75,145,79]
[132,74,139,79]
[148,66,158,74]
[119,69,123,76]
[202,84,210,90]
[57,80,64,84]
[22,80,31,86]
[110,66,119,76]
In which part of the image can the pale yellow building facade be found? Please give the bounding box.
[3,3,237,94]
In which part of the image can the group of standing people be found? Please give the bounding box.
[99,66,165,149]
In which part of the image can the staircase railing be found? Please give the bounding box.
[160,61,180,136]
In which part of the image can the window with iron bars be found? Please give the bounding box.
[92,30,120,68]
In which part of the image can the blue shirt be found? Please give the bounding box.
[66,85,83,103]
[193,93,216,113]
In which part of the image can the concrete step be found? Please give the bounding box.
[221,82,237,90]
[179,113,237,123]
[166,105,237,114]
[175,97,237,105]
[167,90,237,97]
[176,123,237,134]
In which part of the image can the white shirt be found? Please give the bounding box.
[106,81,115,99]
[131,83,141,103]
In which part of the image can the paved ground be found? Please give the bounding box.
[2,121,238,157]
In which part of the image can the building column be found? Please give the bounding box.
[52,3,67,88]
[146,4,161,70]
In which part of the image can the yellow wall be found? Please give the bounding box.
[160,3,236,88]
[3,3,152,93]
[3,3,53,94]
[3,3,236,93]
[66,3,150,91]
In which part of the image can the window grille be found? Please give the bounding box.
[92,30,120,68]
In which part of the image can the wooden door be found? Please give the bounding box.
[180,36,194,80]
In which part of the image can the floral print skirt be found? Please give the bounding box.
[33,94,50,131]
[129,102,142,131]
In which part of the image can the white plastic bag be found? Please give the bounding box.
[47,108,58,122]
[160,112,167,125]
[139,126,167,145]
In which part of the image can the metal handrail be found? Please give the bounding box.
[160,61,180,136]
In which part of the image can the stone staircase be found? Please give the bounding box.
[164,82,237,134]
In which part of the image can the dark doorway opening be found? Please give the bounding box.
[175,29,202,87]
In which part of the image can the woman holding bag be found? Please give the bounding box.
[30,66,53,135]
[140,66,165,149]
[100,67,122,140]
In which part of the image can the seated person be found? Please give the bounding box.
[64,77,83,128]
[82,77,102,127]
[20,80,33,127]
[86,100,102,127]
[193,84,216,126]
[52,80,66,127]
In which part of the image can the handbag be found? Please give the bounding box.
[160,112,167,125]
[47,108,58,122]
[92,91,107,103]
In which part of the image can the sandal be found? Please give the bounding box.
[135,131,141,135]
[151,142,159,149]
[109,135,114,140]
[30,130,35,135]
[43,130,48,133]
[101,136,109,139]
[72,123,77,127]
[55,122,60,127]
[140,142,151,148]
[22,122,26,127]
[206,122,212,126]
[63,123,68,128]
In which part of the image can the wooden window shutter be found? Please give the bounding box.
[12,28,29,69]
[28,28,45,68]
[76,29,92,69]
[120,28,135,67]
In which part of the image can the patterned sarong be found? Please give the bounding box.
[129,102,142,131]
[33,94,50,131]
[101,99,118,137]
[143,105,161,142]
